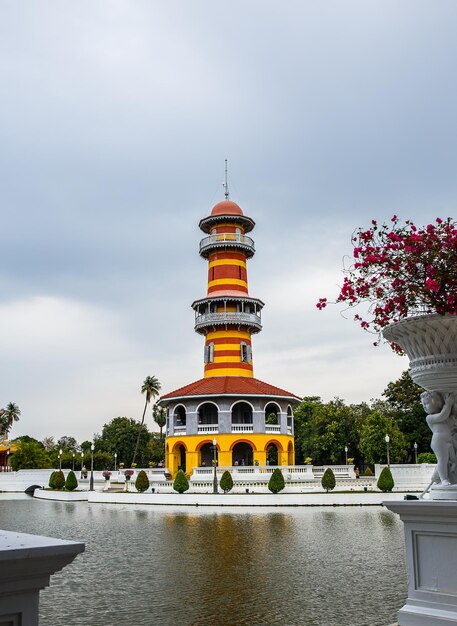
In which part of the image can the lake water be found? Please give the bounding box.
[0,495,406,626]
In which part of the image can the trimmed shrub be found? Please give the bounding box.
[321,468,336,492]
[65,470,78,491]
[377,466,394,492]
[135,470,150,493]
[364,467,373,476]
[220,470,233,493]
[173,469,189,494]
[418,452,437,464]
[268,468,285,494]
[54,470,65,490]
[48,471,56,489]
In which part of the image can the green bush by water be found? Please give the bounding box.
[377,466,394,492]
[54,470,65,490]
[220,470,233,493]
[135,470,150,493]
[268,468,285,494]
[321,467,336,492]
[65,470,78,491]
[173,469,189,494]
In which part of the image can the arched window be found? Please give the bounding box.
[265,403,279,425]
[231,402,253,424]
[174,405,186,427]
[198,403,218,425]
[287,406,293,427]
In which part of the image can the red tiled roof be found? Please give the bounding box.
[159,376,301,401]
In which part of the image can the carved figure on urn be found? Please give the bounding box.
[421,391,456,485]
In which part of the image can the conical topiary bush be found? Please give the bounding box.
[321,467,336,492]
[48,471,56,489]
[377,466,394,492]
[220,470,233,494]
[173,469,189,494]
[65,470,78,491]
[268,468,285,494]
[135,469,150,493]
[54,470,65,490]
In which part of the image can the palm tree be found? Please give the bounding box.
[131,376,161,466]
[153,403,167,438]
[1,403,21,438]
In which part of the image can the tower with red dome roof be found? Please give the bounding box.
[158,186,299,479]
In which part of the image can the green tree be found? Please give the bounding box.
[0,402,21,437]
[382,370,431,459]
[135,470,150,493]
[377,466,394,492]
[98,417,150,467]
[57,436,80,453]
[148,433,165,465]
[418,452,437,464]
[321,468,336,492]
[65,470,78,491]
[152,404,167,438]
[294,397,369,466]
[10,441,51,470]
[132,376,161,465]
[173,469,189,494]
[268,468,285,494]
[220,470,233,493]
[359,411,408,464]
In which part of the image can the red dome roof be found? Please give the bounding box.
[211,200,244,216]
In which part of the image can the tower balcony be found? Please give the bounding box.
[194,311,262,334]
[199,233,255,258]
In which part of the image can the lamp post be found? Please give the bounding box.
[414,442,418,464]
[72,453,75,471]
[58,448,62,471]
[344,446,348,465]
[212,438,218,494]
[385,434,390,467]
[90,443,95,491]
[114,452,117,471]
[6,450,10,472]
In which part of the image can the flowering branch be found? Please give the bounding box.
[317,217,457,352]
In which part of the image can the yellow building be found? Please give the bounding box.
[158,193,300,478]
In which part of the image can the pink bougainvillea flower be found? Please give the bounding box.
[316,216,457,353]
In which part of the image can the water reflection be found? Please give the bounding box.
[0,497,406,626]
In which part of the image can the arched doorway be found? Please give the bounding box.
[232,441,253,466]
[267,443,279,465]
[288,441,294,465]
[231,402,253,424]
[176,444,186,472]
[199,441,218,467]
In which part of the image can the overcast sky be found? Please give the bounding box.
[1,1,457,443]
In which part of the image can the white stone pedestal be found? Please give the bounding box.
[385,500,457,625]
[0,529,84,626]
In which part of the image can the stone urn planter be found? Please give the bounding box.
[383,313,457,391]
[384,313,457,498]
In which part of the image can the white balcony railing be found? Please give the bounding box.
[265,425,281,433]
[197,425,219,434]
[173,425,186,434]
[200,233,255,256]
[231,424,254,432]
[195,312,261,330]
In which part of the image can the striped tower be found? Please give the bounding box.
[192,200,264,378]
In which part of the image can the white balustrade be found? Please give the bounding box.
[231,424,254,432]
[197,425,219,434]
[265,425,281,433]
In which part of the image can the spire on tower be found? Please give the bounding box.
[223,159,229,200]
